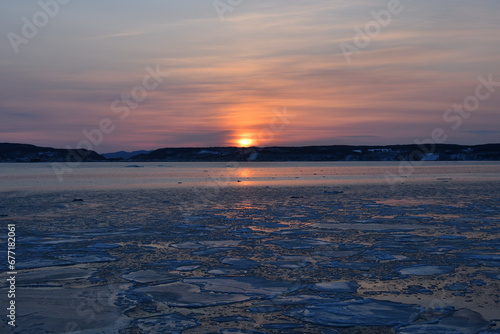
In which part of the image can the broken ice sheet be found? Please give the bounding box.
[220,257,260,269]
[219,330,266,334]
[319,261,376,271]
[192,247,237,255]
[121,270,180,284]
[267,260,310,269]
[404,285,433,295]
[9,284,130,333]
[212,315,253,323]
[134,282,253,307]
[485,271,500,280]
[170,239,242,249]
[263,322,304,330]
[271,294,345,306]
[311,281,359,293]
[56,253,119,264]
[285,299,422,327]
[185,276,301,297]
[396,309,492,334]
[463,253,500,267]
[206,268,241,276]
[397,265,456,276]
[19,266,96,285]
[444,282,469,291]
[311,222,432,231]
[267,255,314,269]
[268,238,331,249]
[134,313,200,332]
[16,258,73,269]
[145,259,202,271]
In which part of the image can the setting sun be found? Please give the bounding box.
[238,138,253,147]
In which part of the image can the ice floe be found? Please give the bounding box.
[397,265,456,276]
[134,282,253,307]
[311,281,359,293]
[185,276,301,297]
[285,298,422,327]
[396,309,492,334]
[121,270,180,284]
[133,313,200,332]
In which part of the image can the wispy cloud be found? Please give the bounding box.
[0,0,499,151]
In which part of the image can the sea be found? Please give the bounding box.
[1,161,499,191]
[1,161,499,333]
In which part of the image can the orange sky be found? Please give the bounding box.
[1,1,499,152]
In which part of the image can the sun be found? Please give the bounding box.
[238,138,253,147]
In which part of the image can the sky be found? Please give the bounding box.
[0,0,499,153]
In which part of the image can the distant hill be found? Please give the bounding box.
[132,144,500,162]
[102,150,153,160]
[0,142,499,162]
[0,143,106,162]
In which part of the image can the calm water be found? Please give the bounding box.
[1,161,499,192]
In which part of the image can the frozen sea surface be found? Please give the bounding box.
[0,162,499,333]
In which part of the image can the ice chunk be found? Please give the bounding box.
[444,283,468,291]
[267,260,310,269]
[364,251,400,261]
[463,253,500,267]
[269,238,331,249]
[171,240,242,249]
[20,267,96,284]
[248,304,281,313]
[485,271,500,280]
[319,261,376,271]
[134,313,200,332]
[17,258,73,269]
[469,279,486,286]
[121,270,180,284]
[465,253,500,261]
[438,235,467,240]
[193,247,237,255]
[89,242,121,249]
[396,309,492,334]
[12,284,130,333]
[285,298,422,327]
[271,294,342,305]
[404,285,433,295]
[185,276,301,297]
[311,281,359,293]
[220,330,265,334]
[146,259,201,271]
[135,282,252,307]
[263,322,303,329]
[56,253,118,264]
[206,268,241,276]
[220,257,259,269]
[312,223,432,231]
[212,315,253,323]
[397,265,456,276]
